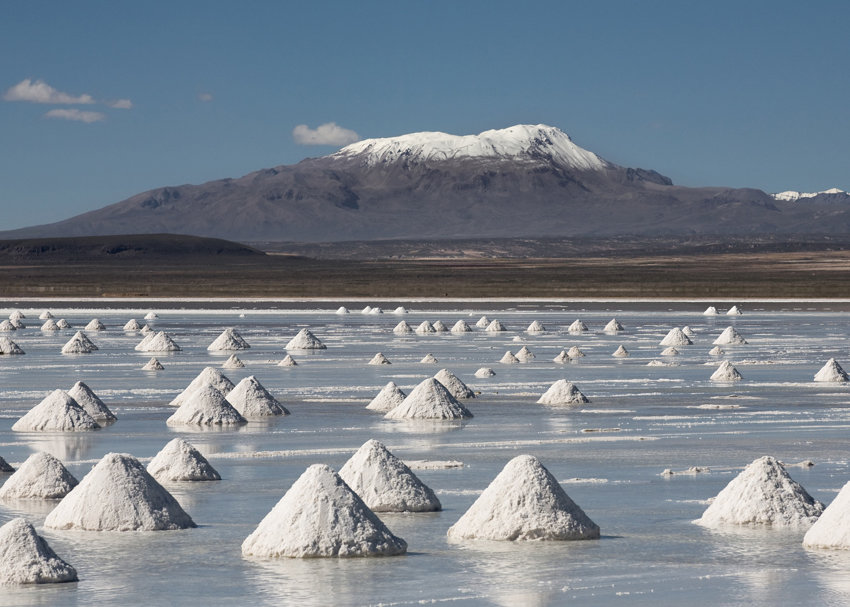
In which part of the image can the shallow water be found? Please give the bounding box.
[2,301,850,605]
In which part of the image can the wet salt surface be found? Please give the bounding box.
[2,302,850,604]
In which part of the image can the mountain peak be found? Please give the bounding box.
[332,124,609,171]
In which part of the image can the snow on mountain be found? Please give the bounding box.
[772,188,846,201]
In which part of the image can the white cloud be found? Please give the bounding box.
[4,78,95,104]
[198,92,213,102]
[293,122,361,146]
[108,98,133,109]
[44,108,106,123]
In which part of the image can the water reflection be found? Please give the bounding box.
[21,433,98,462]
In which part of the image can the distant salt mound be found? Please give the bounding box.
[139,324,153,335]
[226,376,289,418]
[515,345,535,362]
[242,463,407,558]
[703,306,718,315]
[647,360,667,366]
[660,347,680,356]
[135,331,181,352]
[368,352,391,365]
[0,337,24,355]
[500,350,520,364]
[713,326,748,345]
[61,331,97,354]
[336,306,350,315]
[0,518,77,584]
[415,321,436,335]
[85,318,105,331]
[369,307,383,315]
[41,319,59,331]
[285,328,326,350]
[278,354,298,367]
[56,320,70,330]
[147,438,221,482]
[222,354,245,369]
[123,319,142,331]
[393,320,413,335]
[451,320,472,333]
[361,306,373,314]
[803,480,850,549]
[475,367,495,378]
[696,456,823,528]
[385,378,473,420]
[339,440,441,512]
[68,381,116,423]
[709,346,724,356]
[420,353,438,364]
[537,380,589,405]
[447,455,600,541]
[567,319,588,334]
[432,320,448,332]
[814,358,849,382]
[0,320,16,332]
[39,310,53,320]
[612,345,629,358]
[9,318,23,329]
[475,315,490,328]
[660,327,692,346]
[144,311,158,320]
[485,320,506,332]
[44,452,196,531]
[393,306,408,315]
[553,350,570,363]
[170,367,234,407]
[603,318,624,333]
[0,452,78,500]
[9,311,24,321]
[682,326,696,337]
[0,457,13,473]
[711,360,743,381]
[207,328,250,351]
[727,305,742,316]
[567,346,585,359]
[142,357,164,371]
[434,368,475,399]
[166,385,247,427]
[527,320,546,333]
[12,390,100,432]
[366,381,407,412]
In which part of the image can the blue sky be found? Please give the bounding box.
[2,1,849,230]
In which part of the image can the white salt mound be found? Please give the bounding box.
[567,346,585,359]
[166,385,247,427]
[207,327,250,351]
[0,452,78,500]
[68,381,116,423]
[682,326,696,337]
[39,310,53,320]
[285,328,326,350]
[415,321,436,334]
[660,327,693,346]
[803,480,850,549]
[135,331,181,352]
[434,368,475,399]
[713,326,748,345]
[278,354,298,367]
[336,306,350,315]
[515,345,535,362]
[432,320,448,332]
[241,464,407,558]
[169,367,235,407]
[339,439,441,512]
[56,319,70,329]
[12,390,100,432]
[660,346,680,356]
[147,438,221,482]
[447,455,600,541]
[385,378,473,420]
[727,305,742,315]
[144,311,158,320]
[0,518,77,584]
[485,319,506,332]
[123,319,142,331]
[475,315,490,328]
[567,319,588,334]
[537,379,589,405]
[10,318,23,329]
[0,320,16,331]
[553,350,569,363]
[393,320,413,335]
[710,360,743,381]
[703,306,718,316]
[9,311,25,321]
[366,381,407,412]
[368,352,392,365]
[696,456,823,528]
[603,318,624,332]
[361,306,373,314]
[142,357,164,371]
[527,320,546,333]
[420,353,438,364]
[0,337,24,355]
[221,354,245,369]
[44,452,196,531]
[709,346,724,356]
[140,324,153,334]
[61,331,97,354]
[85,319,105,331]
[369,307,383,315]
[814,358,849,382]
[451,320,472,333]
[226,376,289,418]
[475,367,495,378]
[41,319,59,331]
[612,345,629,357]
[393,306,408,315]
[500,350,520,364]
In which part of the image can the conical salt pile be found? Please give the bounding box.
[361,306,373,314]
[660,327,693,346]
[226,376,289,418]
[485,319,506,332]
[682,326,696,337]
[475,315,490,328]
[123,319,142,331]
[710,360,742,381]
[222,354,245,369]
[603,318,624,333]
[39,310,53,320]
[336,306,350,315]
[142,357,164,371]
[169,367,235,407]
[612,345,629,357]
[278,354,298,366]
[144,311,158,320]
[140,324,153,335]
[41,319,59,331]
[526,320,546,333]
[703,306,718,315]
[368,352,392,365]
[803,480,850,549]
[147,438,221,482]
[451,320,472,333]
[415,321,436,335]
[713,326,748,345]
[475,367,495,378]
[207,328,250,351]
[135,331,181,352]
[0,337,24,355]
[44,453,196,531]
[68,381,116,423]
[500,350,520,364]
[0,452,78,500]
[553,350,570,363]
[366,381,407,412]
[339,440,441,512]
[567,319,588,334]
[515,346,535,362]
[696,456,823,528]
[285,328,326,350]
[56,319,70,329]
[567,346,585,359]
[536,380,589,405]
[447,455,600,541]
[727,305,742,315]
[85,319,105,331]
[385,378,473,420]
[434,368,475,399]
[420,353,438,364]
[393,306,408,314]
[10,318,24,329]
[61,331,97,354]
[709,346,724,356]
[166,385,247,427]
[0,320,16,331]
[242,464,407,558]
[369,307,383,315]
[660,346,680,356]
[0,518,77,584]
[432,320,448,332]
[814,358,849,382]
[393,320,413,335]
[0,457,13,472]
[12,390,100,432]
[9,311,25,321]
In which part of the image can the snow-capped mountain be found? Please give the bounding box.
[772,188,848,202]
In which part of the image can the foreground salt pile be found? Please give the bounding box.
[226,376,289,418]
[166,385,247,427]
[142,357,164,370]
[696,456,823,528]
[385,378,473,420]
[0,337,24,355]
[447,455,600,541]
[713,326,748,345]
[207,328,250,351]
[814,358,849,382]
[169,367,235,407]
[710,360,743,381]
[221,354,245,369]
[147,438,221,482]
[241,464,407,558]
[285,328,326,350]
[0,452,78,500]
[434,368,475,399]
[135,331,181,352]
[0,518,77,584]
[393,320,413,335]
[366,381,407,412]
[68,381,116,423]
[451,320,472,333]
[339,440,441,512]
[660,327,692,346]
[12,390,100,432]
[61,331,98,354]
[536,380,589,405]
[45,453,195,531]
[803,481,850,549]
[368,352,391,365]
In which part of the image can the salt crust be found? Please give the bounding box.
[603,318,624,332]
[0,337,24,355]
[207,328,250,351]
[278,354,298,366]
[475,315,490,328]
[803,480,850,549]
[147,438,221,482]
[285,328,326,350]
[660,327,693,346]
[710,360,742,381]
[12,390,100,432]
[567,319,588,334]
[393,320,413,335]
[447,455,600,541]
[45,453,195,531]
[123,319,142,331]
[451,320,472,333]
[612,345,629,357]
[434,368,475,399]
[500,351,520,364]
[696,456,823,528]
[475,367,495,378]
[703,306,718,316]
[485,320,506,332]
[515,346,535,362]
[385,378,473,420]
[415,321,436,334]
[68,381,116,422]
[0,518,77,584]
[166,385,247,426]
[814,358,848,382]
[527,320,545,333]
[366,381,407,412]
[0,452,78,499]
[339,439,441,512]
[241,463,407,558]
[432,320,448,332]
[169,367,234,407]
[85,319,105,331]
[226,376,289,418]
[420,353,438,364]
[221,354,245,369]
[135,331,181,352]
[536,380,589,405]
[713,326,748,345]
[368,352,391,365]
[142,357,164,371]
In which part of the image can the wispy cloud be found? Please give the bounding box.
[4,78,95,104]
[293,122,360,146]
[198,92,213,102]
[44,108,106,123]
[108,98,133,109]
